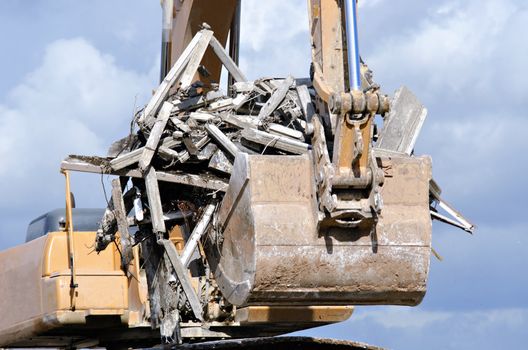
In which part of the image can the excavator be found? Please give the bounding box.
[0,1,473,349]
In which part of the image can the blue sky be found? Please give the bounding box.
[0,1,526,349]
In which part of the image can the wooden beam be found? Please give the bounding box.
[159,136,210,164]
[110,137,180,171]
[62,156,228,192]
[156,171,227,192]
[209,35,247,82]
[139,102,173,172]
[267,123,304,140]
[179,30,214,89]
[295,85,316,122]
[110,147,144,171]
[144,167,166,237]
[138,30,205,127]
[205,123,239,159]
[180,202,216,267]
[232,81,255,93]
[220,113,260,129]
[160,239,204,321]
[158,146,183,162]
[241,128,310,155]
[111,178,133,270]
[257,75,294,119]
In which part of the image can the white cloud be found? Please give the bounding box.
[114,22,139,44]
[419,114,526,197]
[241,0,308,52]
[296,306,528,349]
[6,38,155,138]
[359,0,385,9]
[240,0,311,79]
[0,37,156,245]
[367,0,524,101]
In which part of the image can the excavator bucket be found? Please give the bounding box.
[207,152,432,307]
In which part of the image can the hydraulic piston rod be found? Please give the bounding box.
[344,0,361,91]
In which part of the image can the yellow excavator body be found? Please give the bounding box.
[0,212,352,348]
[0,230,136,347]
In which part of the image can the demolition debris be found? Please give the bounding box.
[64,74,315,183]
[62,70,317,243]
[60,28,318,307]
[59,26,475,341]
[61,28,323,333]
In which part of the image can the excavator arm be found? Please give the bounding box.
[153,0,431,325]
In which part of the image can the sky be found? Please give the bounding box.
[0,1,526,349]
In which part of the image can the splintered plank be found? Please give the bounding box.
[156,172,227,192]
[241,128,311,155]
[139,102,173,172]
[376,86,427,155]
[179,30,214,89]
[110,137,180,171]
[61,155,228,192]
[144,167,166,236]
[205,123,239,159]
[160,239,204,321]
[295,84,316,122]
[257,75,294,119]
[111,178,133,269]
[209,35,247,83]
[138,30,205,126]
[180,202,216,267]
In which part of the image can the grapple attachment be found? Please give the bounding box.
[207,152,432,307]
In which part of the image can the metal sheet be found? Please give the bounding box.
[376,86,427,155]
